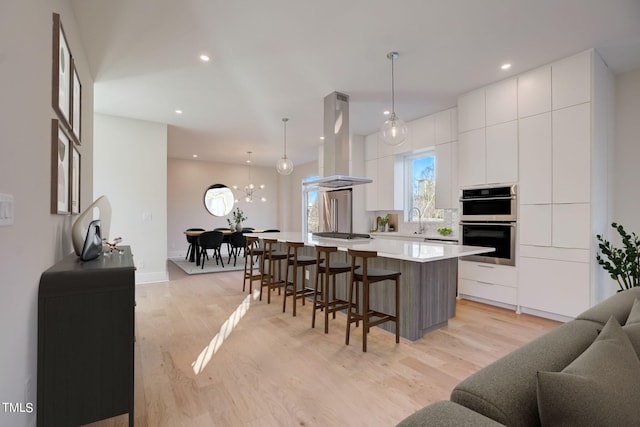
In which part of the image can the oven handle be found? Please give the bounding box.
[459,196,515,202]
[460,222,516,227]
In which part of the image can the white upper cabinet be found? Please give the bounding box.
[486,78,517,126]
[552,103,591,204]
[519,112,552,204]
[486,120,518,184]
[365,133,378,161]
[518,66,552,118]
[457,129,486,187]
[435,141,458,209]
[435,107,456,145]
[365,159,378,211]
[458,88,486,132]
[552,50,592,110]
[408,114,435,151]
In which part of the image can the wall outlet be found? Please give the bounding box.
[305,270,310,280]
[137,259,144,269]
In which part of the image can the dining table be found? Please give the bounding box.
[183,229,265,266]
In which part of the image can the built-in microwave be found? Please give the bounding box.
[460,185,517,222]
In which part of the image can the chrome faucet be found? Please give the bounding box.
[410,207,424,234]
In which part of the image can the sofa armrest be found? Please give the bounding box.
[396,401,504,427]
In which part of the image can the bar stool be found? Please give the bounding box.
[345,249,401,352]
[282,242,317,316]
[311,245,355,333]
[243,235,264,293]
[260,238,288,303]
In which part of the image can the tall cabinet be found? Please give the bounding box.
[518,50,614,318]
[37,247,136,426]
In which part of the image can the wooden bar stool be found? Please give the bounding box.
[345,249,401,352]
[243,235,264,293]
[282,242,316,316]
[312,245,355,333]
[260,238,288,303]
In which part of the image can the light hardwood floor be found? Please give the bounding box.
[85,262,559,427]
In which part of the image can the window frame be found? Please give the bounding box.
[403,149,444,223]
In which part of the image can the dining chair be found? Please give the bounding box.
[198,231,225,269]
[227,231,246,266]
[185,228,204,261]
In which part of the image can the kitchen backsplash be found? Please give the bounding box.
[370,209,459,240]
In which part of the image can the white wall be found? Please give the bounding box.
[94,114,167,283]
[167,158,279,258]
[280,160,319,233]
[613,68,640,236]
[0,1,93,425]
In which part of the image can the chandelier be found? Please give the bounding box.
[233,151,266,203]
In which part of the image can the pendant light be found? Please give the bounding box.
[381,51,408,146]
[276,117,294,175]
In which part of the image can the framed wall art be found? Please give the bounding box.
[70,144,81,214]
[52,13,72,129]
[51,119,70,214]
[71,58,82,143]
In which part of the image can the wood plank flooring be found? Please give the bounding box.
[84,262,559,427]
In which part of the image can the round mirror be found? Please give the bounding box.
[203,184,235,216]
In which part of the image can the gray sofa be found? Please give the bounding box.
[397,287,640,426]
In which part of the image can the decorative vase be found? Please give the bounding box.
[228,223,235,232]
[235,222,242,232]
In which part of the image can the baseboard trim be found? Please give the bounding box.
[135,270,169,284]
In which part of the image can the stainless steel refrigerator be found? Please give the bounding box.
[320,189,352,233]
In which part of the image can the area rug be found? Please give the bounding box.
[169,256,258,275]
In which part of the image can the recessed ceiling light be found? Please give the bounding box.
[320,136,325,140]
[175,109,183,114]
[501,63,512,70]
[192,154,198,158]
[199,54,210,62]
[383,110,390,116]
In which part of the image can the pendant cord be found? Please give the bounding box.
[391,55,395,116]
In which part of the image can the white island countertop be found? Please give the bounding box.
[246,232,494,263]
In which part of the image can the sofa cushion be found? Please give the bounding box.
[450,320,599,427]
[396,401,504,427]
[623,298,640,357]
[576,287,640,326]
[536,316,640,427]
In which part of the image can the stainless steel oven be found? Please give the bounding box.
[460,185,517,265]
[460,185,516,221]
[460,221,516,265]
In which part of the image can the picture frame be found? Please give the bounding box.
[52,13,72,129]
[71,58,82,143]
[70,144,81,214]
[51,119,70,214]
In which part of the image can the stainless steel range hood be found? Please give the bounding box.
[303,92,372,189]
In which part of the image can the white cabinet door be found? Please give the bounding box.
[519,113,552,204]
[406,114,434,152]
[377,156,395,210]
[458,88,486,132]
[552,203,590,249]
[519,257,590,318]
[435,142,455,209]
[519,204,552,246]
[552,50,592,110]
[518,66,552,118]
[458,129,486,187]
[486,120,518,184]
[435,108,454,145]
[365,159,378,211]
[486,78,517,126]
[365,133,378,161]
[552,103,591,204]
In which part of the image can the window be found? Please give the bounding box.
[405,151,443,221]
[303,176,320,233]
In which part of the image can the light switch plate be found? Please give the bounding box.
[0,193,14,226]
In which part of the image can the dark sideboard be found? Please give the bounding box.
[37,246,135,426]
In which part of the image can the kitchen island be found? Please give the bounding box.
[247,232,493,341]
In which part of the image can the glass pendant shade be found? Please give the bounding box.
[276,155,294,175]
[276,117,294,175]
[381,51,408,147]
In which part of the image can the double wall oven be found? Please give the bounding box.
[460,185,517,266]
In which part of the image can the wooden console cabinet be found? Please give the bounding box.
[37,246,135,426]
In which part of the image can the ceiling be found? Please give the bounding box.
[70,0,640,168]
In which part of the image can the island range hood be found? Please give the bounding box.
[303,92,373,189]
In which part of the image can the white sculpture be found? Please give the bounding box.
[71,195,112,256]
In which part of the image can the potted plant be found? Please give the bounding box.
[379,214,390,232]
[596,222,640,290]
[231,207,248,231]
